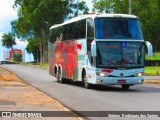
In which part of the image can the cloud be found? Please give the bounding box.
[0,0,17,32]
[0,32,3,38]
[15,39,28,47]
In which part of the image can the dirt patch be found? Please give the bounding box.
[144,80,160,84]
[0,67,20,81]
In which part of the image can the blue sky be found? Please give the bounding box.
[0,0,93,62]
[0,0,33,62]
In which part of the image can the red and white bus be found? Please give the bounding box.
[48,13,152,89]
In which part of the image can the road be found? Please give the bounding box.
[1,64,160,120]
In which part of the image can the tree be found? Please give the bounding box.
[25,38,40,62]
[12,53,23,63]
[1,33,16,51]
[12,0,89,63]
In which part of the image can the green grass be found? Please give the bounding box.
[145,67,160,75]
[22,62,49,69]
[145,53,160,60]
[145,53,160,75]
[39,63,49,68]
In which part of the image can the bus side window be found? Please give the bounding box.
[68,23,74,40]
[59,26,63,41]
[74,21,80,39]
[63,25,68,40]
[79,19,86,39]
[87,18,94,40]
[49,29,57,43]
[87,18,94,65]
[87,18,94,51]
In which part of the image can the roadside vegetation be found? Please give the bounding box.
[145,67,160,75]
[145,52,160,75]
[145,53,160,60]
[12,53,23,63]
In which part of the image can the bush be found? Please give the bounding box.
[12,53,23,63]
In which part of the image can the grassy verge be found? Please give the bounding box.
[39,63,49,68]
[22,62,49,69]
[145,66,160,75]
[146,53,160,60]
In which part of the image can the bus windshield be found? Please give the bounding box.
[95,18,143,39]
[96,41,144,68]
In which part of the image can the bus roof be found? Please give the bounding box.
[50,13,138,29]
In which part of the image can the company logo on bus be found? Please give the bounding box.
[120,73,124,76]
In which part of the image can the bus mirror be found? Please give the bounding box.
[145,41,153,56]
[91,41,97,57]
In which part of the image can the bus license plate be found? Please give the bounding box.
[118,80,126,84]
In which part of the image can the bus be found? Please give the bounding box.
[48,13,152,89]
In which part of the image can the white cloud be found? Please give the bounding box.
[0,0,17,32]
[15,39,28,47]
[0,32,3,38]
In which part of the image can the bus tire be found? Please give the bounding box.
[57,68,64,83]
[83,71,91,89]
[121,85,130,90]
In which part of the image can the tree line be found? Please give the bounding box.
[1,0,160,63]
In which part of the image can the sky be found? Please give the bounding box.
[0,0,33,62]
[0,0,93,62]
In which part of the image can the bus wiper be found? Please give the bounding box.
[116,58,136,65]
[104,59,116,66]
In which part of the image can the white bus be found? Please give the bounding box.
[48,13,152,89]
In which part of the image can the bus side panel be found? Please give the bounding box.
[48,41,56,77]
[49,38,95,82]
[50,40,81,80]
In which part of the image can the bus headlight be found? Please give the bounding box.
[135,72,144,77]
[96,72,109,77]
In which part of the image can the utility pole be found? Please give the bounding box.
[129,0,132,14]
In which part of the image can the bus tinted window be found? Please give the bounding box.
[87,18,94,51]
[68,23,74,40]
[95,18,143,40]
[87,18,94,39]
[79,19,86,39]
[49,30,54,43]
[63,25,68,40]
[74,21,80,39]
[61,19,86,40]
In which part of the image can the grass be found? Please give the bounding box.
[145,66,160,75]
[145,52,160,75]
[22,62,49,69]
[145,52,160,60]
[39,63,49,68]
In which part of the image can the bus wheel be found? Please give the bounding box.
[83,72,91,89]
[57,69,63,83]
[121,85,130,90]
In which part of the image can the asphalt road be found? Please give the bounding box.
[1,64,160,120]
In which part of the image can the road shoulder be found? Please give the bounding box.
[0,66,82,120]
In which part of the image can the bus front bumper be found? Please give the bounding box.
[95,76,144,85]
